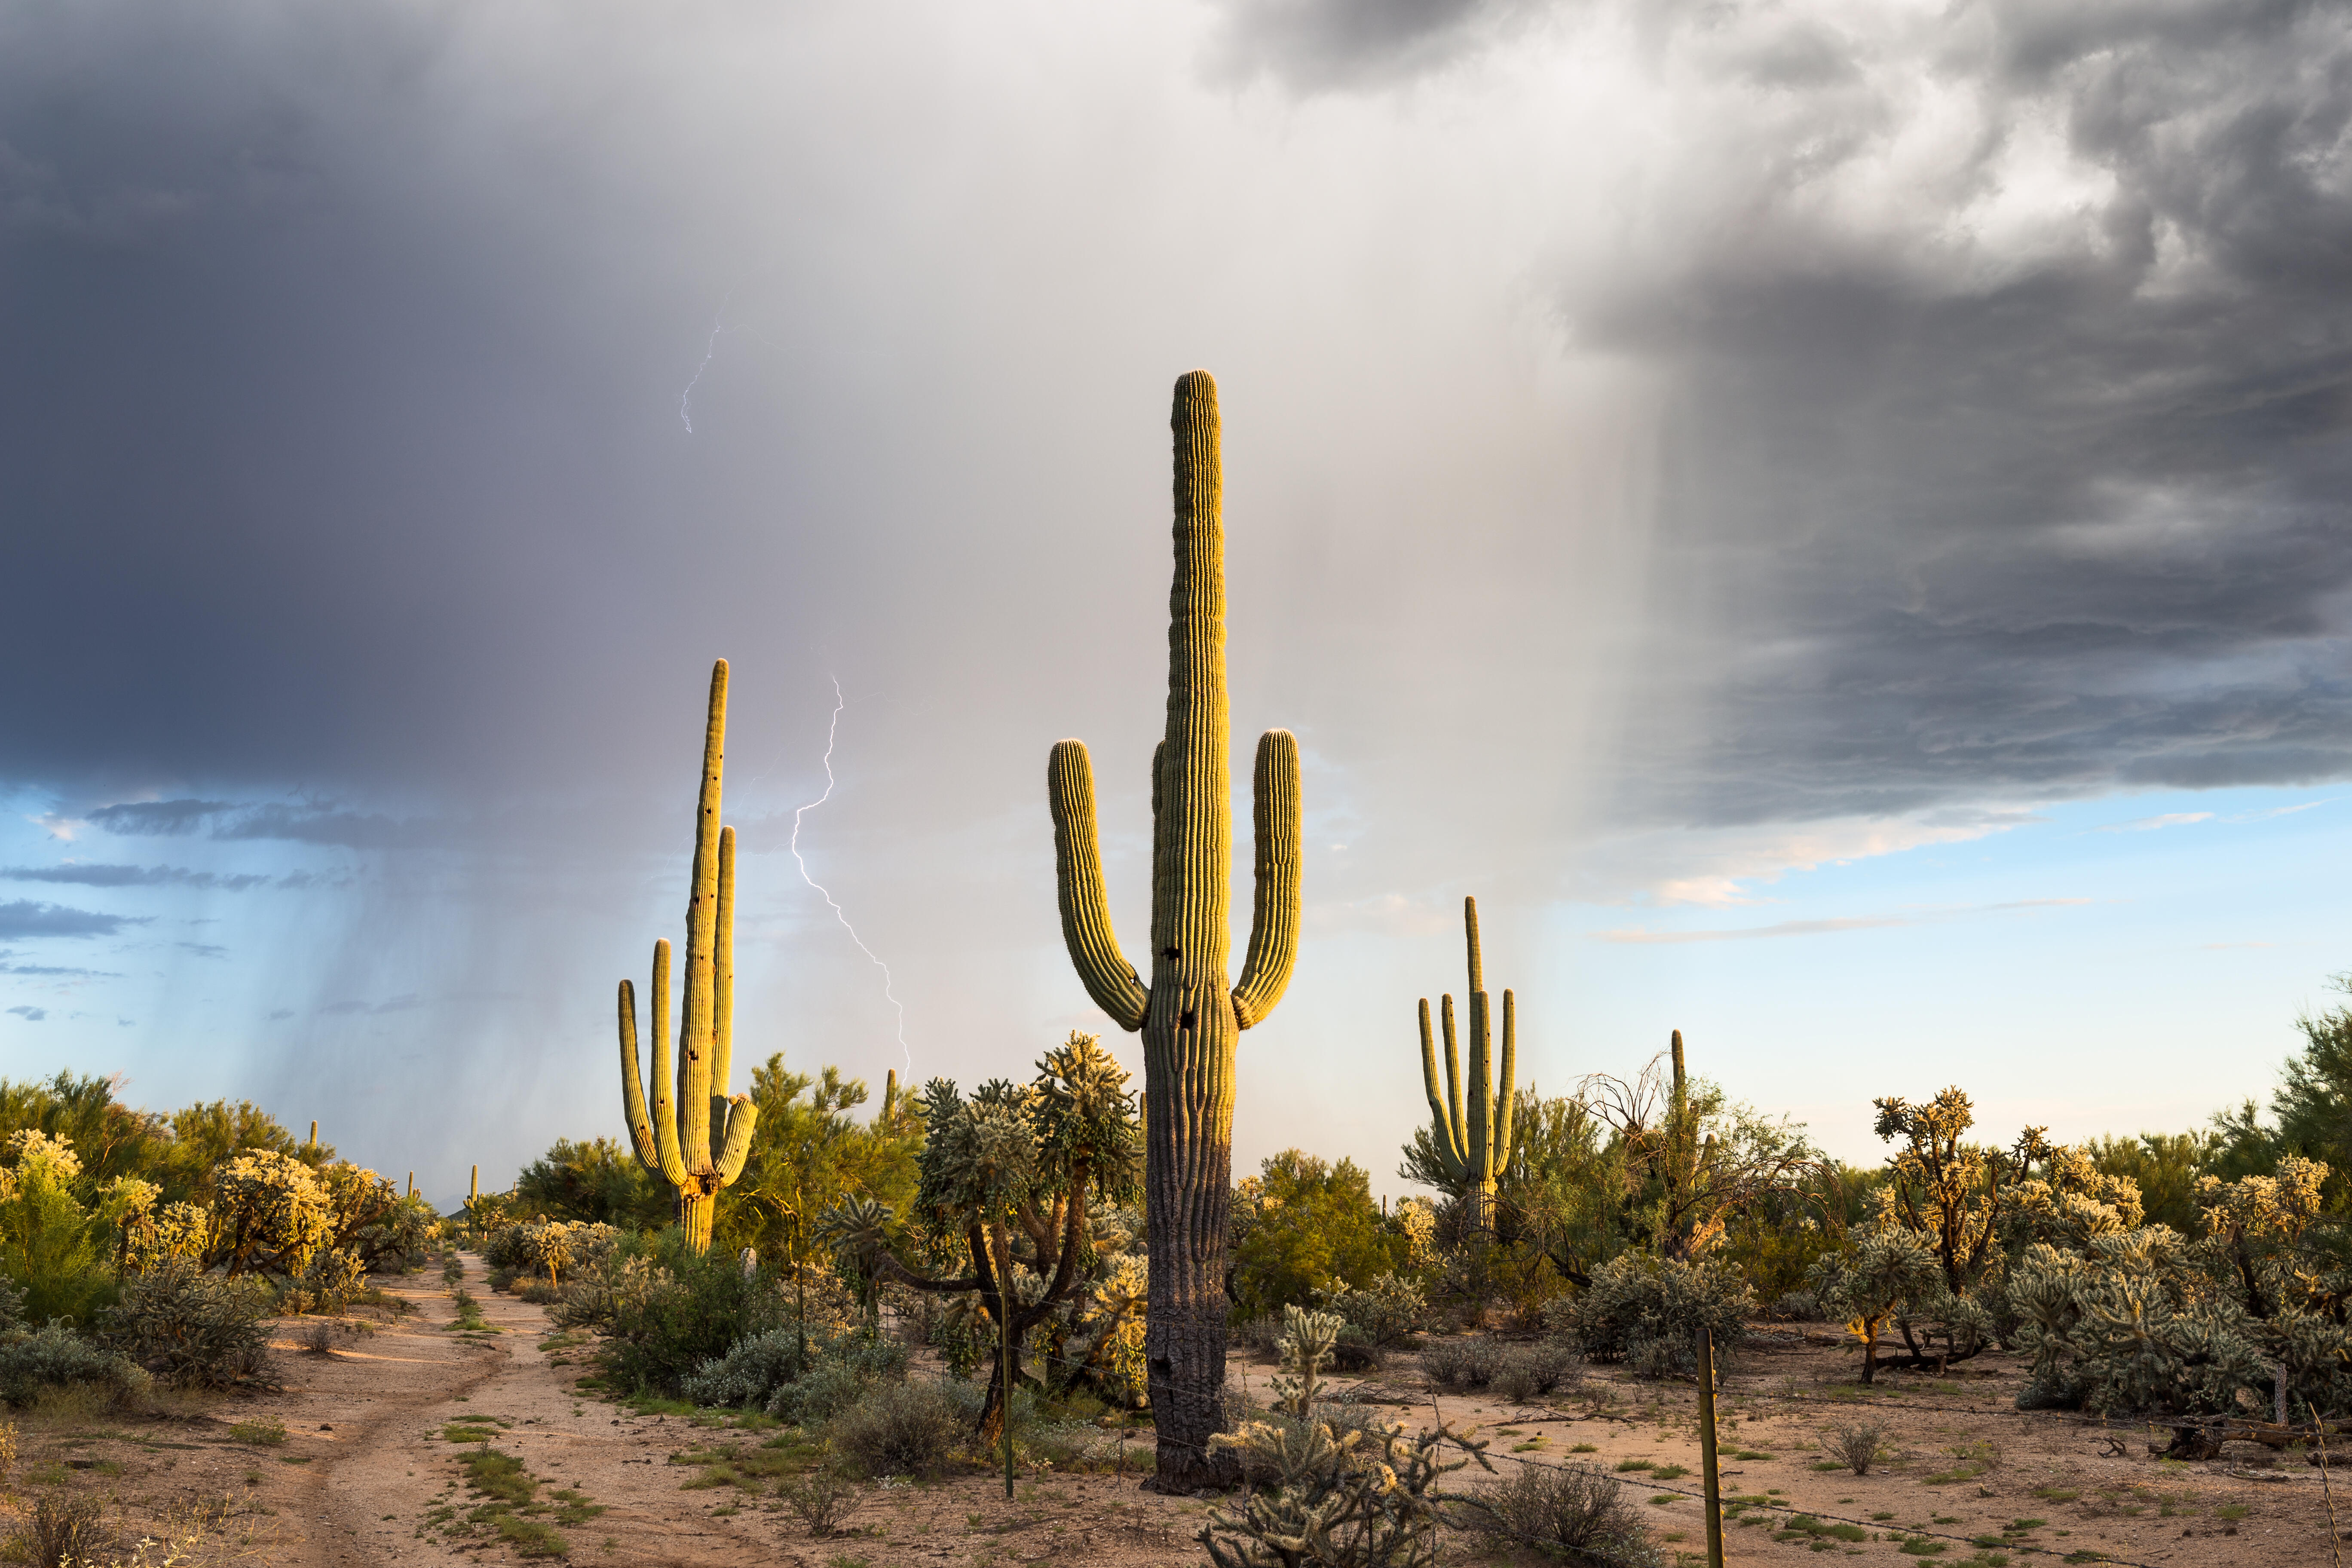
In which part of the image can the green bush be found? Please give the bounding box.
[603,1232,787,1396]
[100,1260,274,1389]
[1228,1152,1407,1317]
[1315,1273,1431,1349]
[1544,1253,1752,1377]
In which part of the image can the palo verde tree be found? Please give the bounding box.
[617,659,760,1252]
[832,1033,1139,1442]
[1046,371,1302,1486]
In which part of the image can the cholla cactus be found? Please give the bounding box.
[825,1032,1140,1439]
[617,659,761,1253]
[1202,1304,1493,1568]
[1412,897,1516,1223]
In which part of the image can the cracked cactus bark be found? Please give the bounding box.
[1416,895,1516,1224]
[1048,370,1302,1490]
[617,658,760,1253]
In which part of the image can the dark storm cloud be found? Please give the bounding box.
[1217,0,2352,829]
[0,901,146,939]
[1577,1,2352,826]
[3,863,272,890]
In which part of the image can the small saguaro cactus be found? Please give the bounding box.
[1415,896,1516,1222]
[1047,371,1302,1490]
[616,659,761,1253]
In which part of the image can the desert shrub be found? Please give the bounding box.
[517,1280,560,1305]
[825,1379,965,1478]
[0,1132,113,1325]
[1492,1342,1578,1402]
[603,1232,789,1396]
[1771,1289,1822,1321]
[0,1323,145,1408]
[1821,1420,1884,1476]
[514,1137,671,1229]
[1316,1272,1432,1349]
[679,1324,905,1420]
[1421,1335,1506,1391]
[1228,1152,1408,1317]
[781,1464,854,1535]
[1232,1312,1285,1355]
[1545,1253,1752,1377]
[485,1219,621,1286]
[1469,1461,1662,1566]
[100,1259,274,1389]
[22,1494,104,1568]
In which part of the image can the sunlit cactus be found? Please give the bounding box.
[1415,896,1516,1221]
[617,659,760,1253]
[1047,370,1302,1488]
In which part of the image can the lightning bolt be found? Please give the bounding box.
[679,306,727,435]
[790,676,912,1073]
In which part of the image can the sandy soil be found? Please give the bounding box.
[4,1261,2342,1568]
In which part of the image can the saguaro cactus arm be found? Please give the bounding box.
[1231,728,1302,1028]
[1418,998,1468,1180]
[1047,740,1150,1030]
[1494,988,1517,1171]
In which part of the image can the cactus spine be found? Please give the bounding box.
[617,659,761,1253]
[1048,371,1302,1488]
[1415,896,1516,1222]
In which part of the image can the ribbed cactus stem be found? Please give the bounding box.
[616,660,761,1253]
[309,1121,318,1148]
[1046,371,1302,1490]
[883,1069,898,1123]
[1415,895,1518,1223]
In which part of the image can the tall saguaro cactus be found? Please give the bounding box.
[1416,896,1517,1223]
[617,659,760,1253]
[1047,371,1302,1489]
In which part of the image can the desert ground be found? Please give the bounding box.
[2,1255,2339,1568]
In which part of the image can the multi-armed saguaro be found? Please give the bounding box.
[1417,895,1516,1222]
[1047,370,1302,1489]
[617,659,760,1253]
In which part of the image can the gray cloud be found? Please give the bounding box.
[86,801,437,849]
[0,901,145,939]
[84,802,234,835]
[4,862,273,889]
[175,941,227,959]
[6,1007,47,1022]
[1208,0,1544,89]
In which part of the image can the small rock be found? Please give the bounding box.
[321,1424,334,1431]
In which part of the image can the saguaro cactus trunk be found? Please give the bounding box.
[1048,371,1302,1491]
[1415,895,1516,1226]
[617,659,760,1253]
